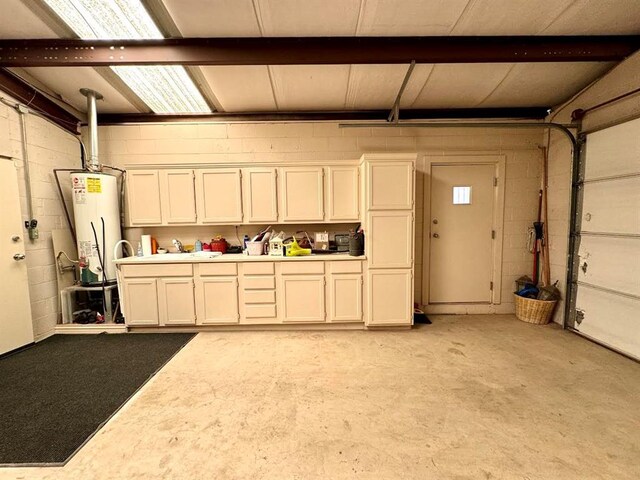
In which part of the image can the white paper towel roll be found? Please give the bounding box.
[141,235,152,257]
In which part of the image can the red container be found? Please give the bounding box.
[210,238,228,254]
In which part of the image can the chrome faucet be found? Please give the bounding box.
[172,239,184,253]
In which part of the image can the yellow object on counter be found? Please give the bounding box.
[285,238,311,256]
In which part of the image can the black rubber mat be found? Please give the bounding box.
[0,333,195,466]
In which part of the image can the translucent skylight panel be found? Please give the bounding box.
[43,0,163,39]
[43,0,211,114]
[113,66,211,114]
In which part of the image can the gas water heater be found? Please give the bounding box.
[71,89,122,286]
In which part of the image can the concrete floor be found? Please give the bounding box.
[2,315,639,480]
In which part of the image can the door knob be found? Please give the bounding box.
[13,253,26,261]
[433,233,439,238]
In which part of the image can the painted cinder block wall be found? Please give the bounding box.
[0,93,81,340]
[96,123,544,315]
[545,50,640,325]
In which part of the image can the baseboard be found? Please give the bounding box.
[54,324,128,334]
[34,329,55,342]
[423,304,515,315]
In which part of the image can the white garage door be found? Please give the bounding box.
[574,117,640,360]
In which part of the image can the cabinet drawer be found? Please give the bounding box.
[199,263,237,276]
[245,304,277,318]
[121,263,193,278]
[280,262,325,275]
[330,261,363,274]
[244,290,276,304]
[244,276,276,289]
[243,262,274,275]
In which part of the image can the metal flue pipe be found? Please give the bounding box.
[80,88,103,171]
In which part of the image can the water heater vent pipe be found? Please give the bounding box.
[80,88,103,172]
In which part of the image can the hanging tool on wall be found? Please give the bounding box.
[532,189,544,285]
[540,146,551,287]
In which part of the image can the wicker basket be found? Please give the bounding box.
[514,294,557,325]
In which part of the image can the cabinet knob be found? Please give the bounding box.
[13,253,26,261]
[432,233,439,239]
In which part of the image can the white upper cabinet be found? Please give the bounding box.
[367,161,414,210]
[160,169,196,224]
[326,166,360,222]
[279,167,325,222]
[195,168,243,224]
[242,168,278,223]
[127,170,162,226]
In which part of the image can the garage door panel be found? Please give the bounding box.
[584,117,640,180]
[575,287,640,360]
[578,236,640,297]
[581,177,640,234]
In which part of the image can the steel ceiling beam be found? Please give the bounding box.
[95,107,549,125]
[0,36,638,67]
[0,68,80,133]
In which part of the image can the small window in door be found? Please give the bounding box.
[453,186,472,205]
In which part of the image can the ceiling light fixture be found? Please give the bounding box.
[42,0,211,114]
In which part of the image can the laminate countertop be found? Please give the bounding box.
[113,252,365,265]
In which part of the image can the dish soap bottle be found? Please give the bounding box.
[137,241,143,257]
[195,239,203,252]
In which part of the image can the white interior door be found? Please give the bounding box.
[574,118,640,360]
[0,159,34,354]
[429,164,496,303]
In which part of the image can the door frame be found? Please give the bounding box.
[421,154,506,311]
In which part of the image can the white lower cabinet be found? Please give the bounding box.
[195,276,239,325]
[280,275,326,323]
[328,274,363,322]
[158,277,196,326]
[367,269,412,326]
[123,278,159,326]
[122,260,367,327]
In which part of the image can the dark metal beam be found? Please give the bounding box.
[0,68,80,133]
[96,107,549,125]
[1,36,638,67]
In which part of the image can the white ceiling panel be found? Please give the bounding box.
[357,0,470,36]
[269,65,350,110]
[200,66,276,111]
[0,0,59,38]
[345,65,407,109]
[409,64,514,108]
[162,0,261,36]
[542,0,640,35]
[479,62,615,108]
[451,0,574,35]
[21,67,139,113]
[255,0,361,36]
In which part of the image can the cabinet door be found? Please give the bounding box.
[280,275,325,323]
[367,270,412,326]
[195,169,243,224]
[328,274,363,322]
[368,211,413,268]
[127,170,162,226]
[367,161,414,210]
[160,169,196,224]
[242,168,278,223]
[279,167,324,222]
[196,277,239,325]
[123,278,159,326]
[158,277,196,326]
[326,166,359,221]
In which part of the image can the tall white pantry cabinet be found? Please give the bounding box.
[362,154,416,326]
